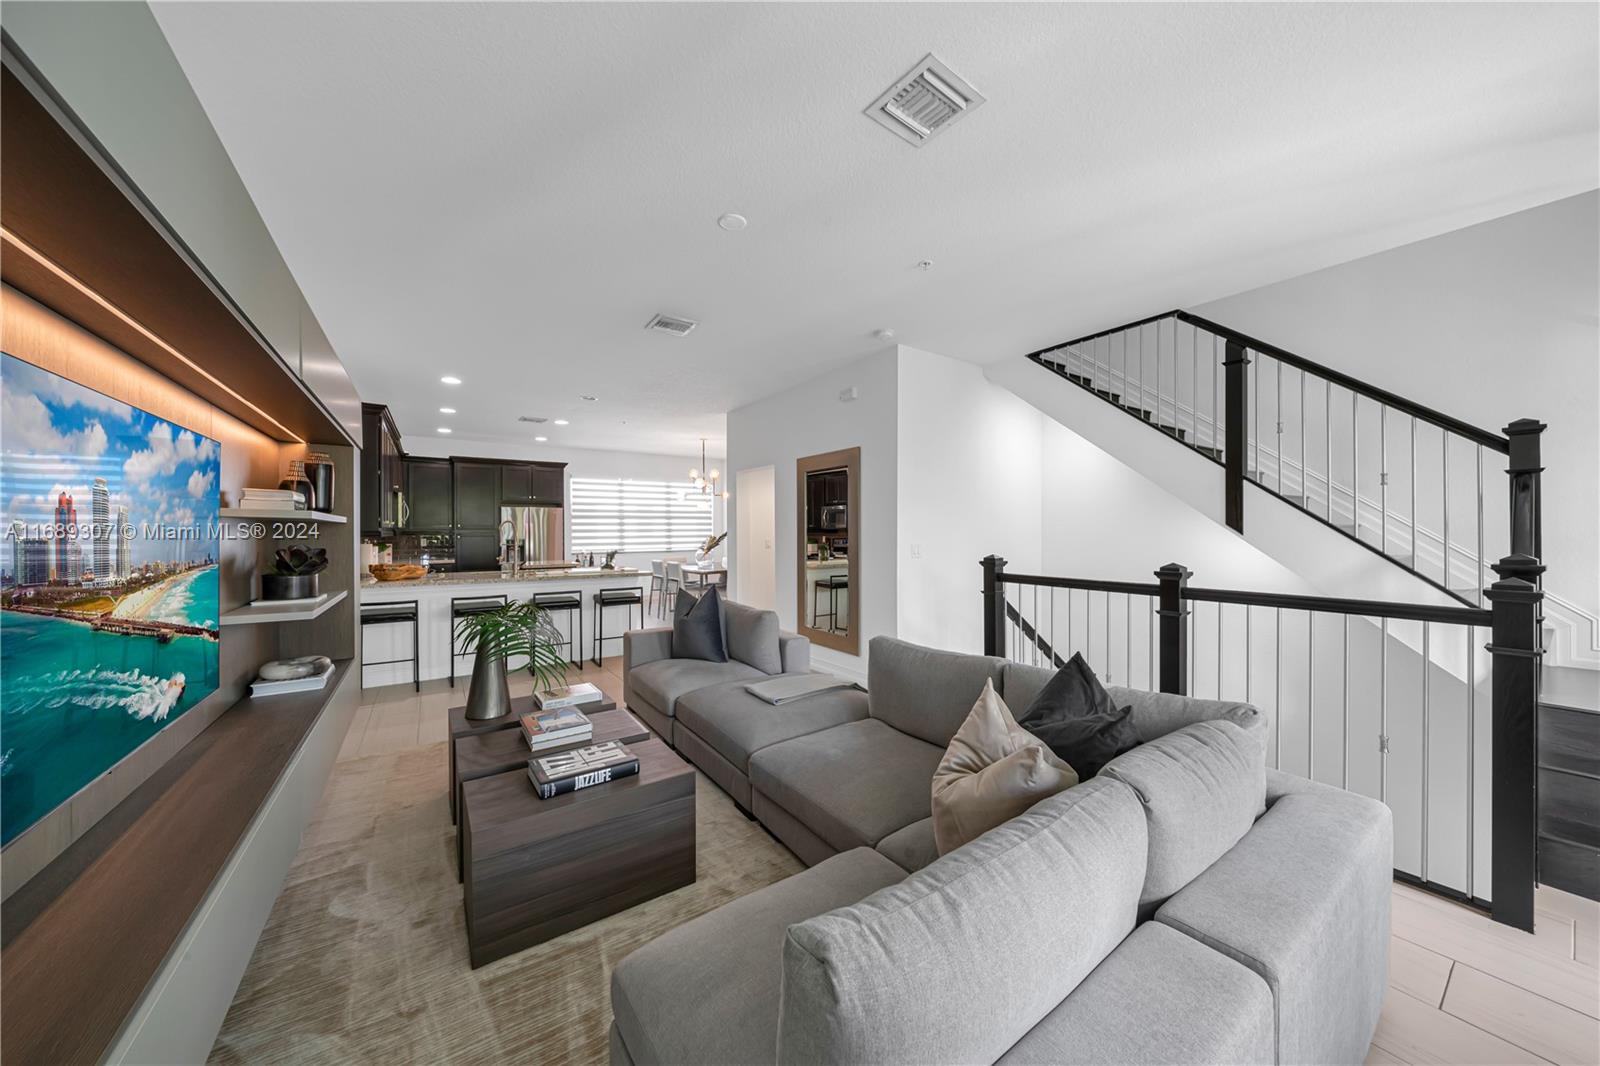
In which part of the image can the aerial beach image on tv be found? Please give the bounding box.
[1,353,221,845]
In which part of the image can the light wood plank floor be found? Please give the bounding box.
[218,660,1600,1064]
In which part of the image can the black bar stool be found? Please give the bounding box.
[592,586,644,666]
[361,600,419,692]
[532,591,583,668]
[449,595,508,687]
[813,575,848,633]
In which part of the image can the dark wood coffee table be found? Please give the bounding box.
[461,736,695,968]
[448,695,616,824]
[452,708,650,879]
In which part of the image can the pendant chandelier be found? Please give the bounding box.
[688,438,729,500]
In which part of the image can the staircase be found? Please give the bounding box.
[1026,310,1540,608]
[990,308,1577,929]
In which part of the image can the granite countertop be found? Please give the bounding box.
[362,567,644,590]
[805,559,849,569]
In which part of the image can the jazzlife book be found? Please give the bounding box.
[529,741,639,799]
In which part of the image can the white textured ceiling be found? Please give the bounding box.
[151,2,1598,455]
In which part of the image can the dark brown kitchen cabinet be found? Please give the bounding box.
[500,463,532,503]
[452,460,502,530]
[360,403,403,537]
[454,529,502,573]
[404,457,453,531]
[501,461,565,505]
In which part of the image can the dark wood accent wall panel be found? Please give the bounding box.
[0,65,345,445]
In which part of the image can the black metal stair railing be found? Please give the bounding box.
[1026,311,1545,609]
[981,553,1544,934]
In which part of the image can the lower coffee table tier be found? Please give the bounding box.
[461,736,695,967]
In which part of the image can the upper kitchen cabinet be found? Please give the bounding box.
[360,403,404,536]
[501,461,566,505]
[403,457,452,531]
[452,459,502,530]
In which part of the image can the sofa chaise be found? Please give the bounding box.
[616,628,1393,1065]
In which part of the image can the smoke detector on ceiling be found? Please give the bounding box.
[865,54,985,147]
[645,313,698,337]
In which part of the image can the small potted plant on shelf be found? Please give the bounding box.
[261,545,329,601]
[454,599,569,720]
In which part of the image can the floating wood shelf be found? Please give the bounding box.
[217,589,347,626]
[218,507,348,524]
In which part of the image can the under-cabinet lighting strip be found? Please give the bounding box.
[1,226,303,442]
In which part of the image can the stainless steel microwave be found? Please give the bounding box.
[819,504,848,530]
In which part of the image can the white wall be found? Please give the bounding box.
[1194,191,1600,661]
[896,347,1044,654]
[401,435,726,571]
[726,348,899,680]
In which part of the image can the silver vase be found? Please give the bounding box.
[464,653,511,720]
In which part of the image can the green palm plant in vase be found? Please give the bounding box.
[455,599,570,720]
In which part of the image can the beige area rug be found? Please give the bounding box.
[209,741,803,1064]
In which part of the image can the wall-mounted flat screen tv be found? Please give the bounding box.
[1,353,221,846]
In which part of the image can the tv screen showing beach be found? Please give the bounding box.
[1,353,221,846]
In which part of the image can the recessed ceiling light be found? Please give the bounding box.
[553,419,569,426]
[580,394,598,402]
[440,375,462,385]
[534,436,548,443]
[439,406,456,414]
[717,212,748,231]
[437,427,453,434]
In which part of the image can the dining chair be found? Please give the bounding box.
[648,559,667,617]
[664,560,683,612]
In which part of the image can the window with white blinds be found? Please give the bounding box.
[569,478,713,553]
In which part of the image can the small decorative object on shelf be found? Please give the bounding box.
[278,458,314,512]
[601,549,618,570]
[302,451,336,512]
[261,545,329,601]
[251,655,335,697]
[454,599,570,720]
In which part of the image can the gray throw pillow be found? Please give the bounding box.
[673,586,728,663]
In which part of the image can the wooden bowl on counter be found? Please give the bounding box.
[369,564,428,582]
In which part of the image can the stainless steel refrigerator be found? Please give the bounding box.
[499,505,566,568]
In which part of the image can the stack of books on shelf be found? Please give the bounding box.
[519,706,593,753]
[238,487,307,512]
[529,741,640,799]
[533,681,604,710]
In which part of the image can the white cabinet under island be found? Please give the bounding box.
[359,568,652,687]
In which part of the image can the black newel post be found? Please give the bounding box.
[981,555,1008,658]
[1223,340,1250,534]
[1504,419,1545,565]
[1155,563,1191,695]
[1485,554,1544,933]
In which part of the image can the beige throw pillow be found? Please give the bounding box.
[931,679,1080,856]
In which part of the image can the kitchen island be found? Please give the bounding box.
[360,567,650,687]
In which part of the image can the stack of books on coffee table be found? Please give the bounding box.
[519,707,592,753]
[528,740,640,799]
[533,682,604,710]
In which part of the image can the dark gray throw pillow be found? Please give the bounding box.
[673,586,728,663]
[1015,653,1140,778]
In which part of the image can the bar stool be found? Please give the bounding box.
[531,590,583,668]
[592,586,644,666]
[647,559,668,617]
[813,575,848,633]
[361,600,419,692]
[664,561,684,613]
[448,595,508,687]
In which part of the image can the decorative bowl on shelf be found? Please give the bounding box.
[370,564,427,582]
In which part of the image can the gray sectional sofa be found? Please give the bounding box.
[617,622,1393,1065]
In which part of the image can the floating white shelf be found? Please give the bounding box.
[219,507,347,524]
[219,589,348,626]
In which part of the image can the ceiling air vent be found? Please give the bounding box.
[517,415,548,424]
[865,54,985,147]
[645,313,697,337]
